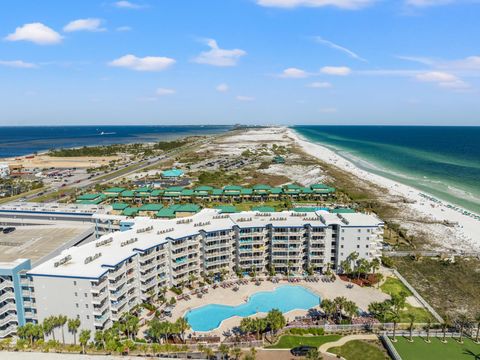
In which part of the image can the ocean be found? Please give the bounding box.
[0,125,231,159]
[293,126,480,214]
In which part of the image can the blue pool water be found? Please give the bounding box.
[185,285,320,331]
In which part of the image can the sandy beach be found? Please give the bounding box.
[202,126,479,252]
[285,128,480,252]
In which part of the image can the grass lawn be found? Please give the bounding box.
[380,277,412,297]
[266,335,341,349]
[329,340,389,360]
[393,336,480,360]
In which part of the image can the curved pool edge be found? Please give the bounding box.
[184,284,321,332]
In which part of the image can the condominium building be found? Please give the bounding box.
[26,208,383,343]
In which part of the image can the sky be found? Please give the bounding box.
[0,0,479,126]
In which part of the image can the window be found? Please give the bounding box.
[85,304,88,309]
[357,237,360,240]
[73,281,77,286]
[340,245,344,249]
[84,293,87,298]
[366,245,369,248]
[357,245,360,249]
[74,292,78,297]
[341,237,344,240]
[76,303,79,308]
[358,229,361,233]
[86,315,90,320]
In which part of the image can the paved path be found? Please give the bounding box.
[318,334,378,353]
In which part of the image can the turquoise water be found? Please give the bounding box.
[185,285,319,331]
[293,126,480,214]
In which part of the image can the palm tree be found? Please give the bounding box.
[43,317,55,342]
[219,344,230,360]
[175,317,190,343]
[370,258,380,274]
[340,260,351,275]
[320,299,335,321]
[425,317,432,343]
[456,313,472,344]
[266,309,286,336]
[442,314,452,343]
[333,296,347,323]
[94,330,106,350]
[79,329,91,354]
[343,300,358,320]
[475,312,480,343]
[231,347,242,360]
[68,318,81,345]
[57,315,68,345]
[407,314,415,342]
[388,309,401,342]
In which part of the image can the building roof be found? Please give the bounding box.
[123,207,139,217]
[175,204,201,213]
[112,203,129,211]
[253,184,272,190]
[77,193,102,201]
[331,208,356,214]
[215,205,238,214]
[224,185,243,191]
[162,169,184,178]
[135,187,152,193]
[28,209,383,279]
[120,190,135,197]
[139,204,164,212]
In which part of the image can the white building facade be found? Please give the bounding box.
[27,209,383,343]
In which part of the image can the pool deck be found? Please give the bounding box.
[170,276,389,336]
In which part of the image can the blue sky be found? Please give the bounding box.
[0,0,479,126]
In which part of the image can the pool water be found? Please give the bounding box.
[185,285,320,331]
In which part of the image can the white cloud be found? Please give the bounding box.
[236,95,255,101]
[279,67,309,78]
[314,36,366,62]
[114,1,143,9]
[0,60,37,68]
[116,26,132,32]
[416,71,469,89]
[307,81,332,88]
[5,23,63,45]
[193,39,246,67]
[399,54,480,71]
[63,18,105,32]
[320,66,351,76]
[256,0,374,9]
[109,54,175,71]
[216,83,229,92]
[156,88,176,96]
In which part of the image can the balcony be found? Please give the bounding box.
[0,324,17,338]
[0,292,14,304]
[0,281,13,292]
[0,313,18,326]
[0,302,17,316]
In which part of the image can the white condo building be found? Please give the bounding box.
[24,208,383,343]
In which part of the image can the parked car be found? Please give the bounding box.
[3,227,16,234]
[290,346,317,356]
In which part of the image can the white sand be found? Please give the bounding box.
[285,128,480,252]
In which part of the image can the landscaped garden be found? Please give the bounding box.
[392,337,480,360]
[329,339,389,360]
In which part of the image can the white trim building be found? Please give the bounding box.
[27,209,383,343]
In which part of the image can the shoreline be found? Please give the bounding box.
[286,127,480,252]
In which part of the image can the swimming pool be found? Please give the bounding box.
[185,285,320,331]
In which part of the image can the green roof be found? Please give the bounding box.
[120,190,135,197]
[175,204,201,213]
[211,189,223,195]
[224,185,243,191]
[252,206,275,212]
[181,189,194,196]
[104,187,125,193]
[253,184,272,190]
[162,169,184,177]
[301,187,314,194]
[156,206,179,218]
[292,207,317,213]
[195,186,214,191]
[269,187,282,194]
[241,188,253,195]
[166,186,184,192]
[331,208,356,214]
[311,184,329,189]
[123,207,139,216]
[139,204,164,212]
[150,189,164,196]
[215,205,238,214]
[77,193,102,200]
[112,202,129,211]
